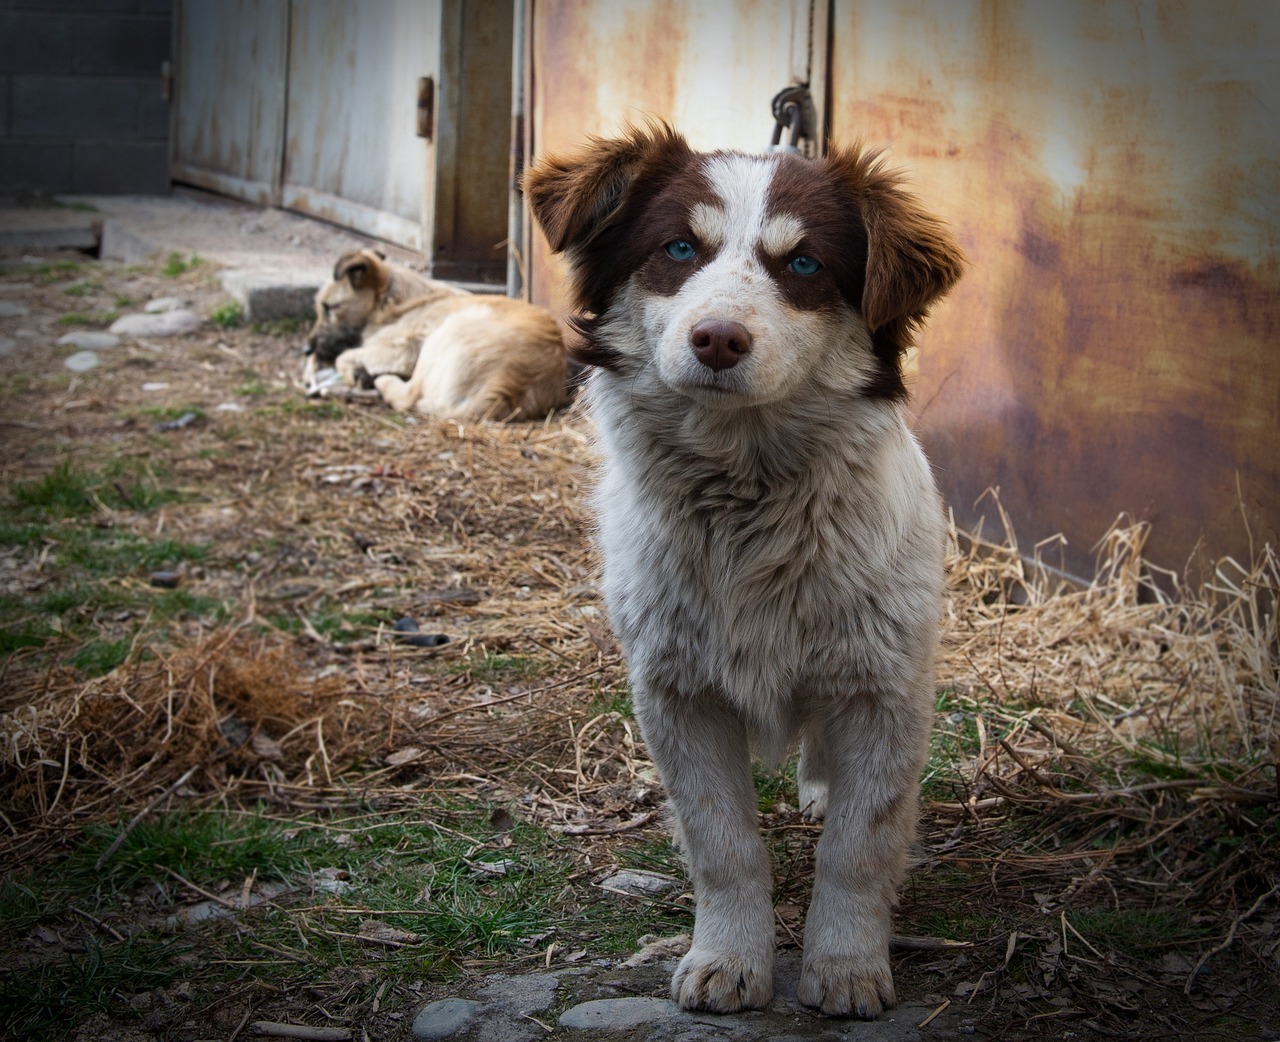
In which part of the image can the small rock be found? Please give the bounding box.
[411,998,480,1040]
[558,997,679,1031]
[392,617,450,648]
[57,331,120,350]
[110,309,203,337]
[142,381,170,391]
[0,300,29,318]
[63,350,100,372]
[477,972,560,1015]
[144,296,186,313]
[598,869,682,898]
[216,402,245,412]
[149,571,181,589]
[154,411,200,432]
[0,336,15,356]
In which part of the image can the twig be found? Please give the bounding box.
[918,999,951,1028]
[158,865,238,909]
[71,906,126,942]
[249,1024,350,1040]
[890,934,973,952]
[1184,883,1279,994]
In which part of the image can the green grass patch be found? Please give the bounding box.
[161,252,203,278]
[0,802,646,1036]
[210,299,242,328]
[68,637,131,677]
[62,280,102,298]
[1067,907,1210,960]
[753,760,797,814]
[1,461,215,670]
[10,460,98,516]
[8,460,184,519]
[57,310,117,327]
[448,652,546,685]
[266,607,384,638]
[236,379,268,397]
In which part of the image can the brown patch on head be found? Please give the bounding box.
[763,148,964,398]
[763,155,870,315]
[524,121,705,368]
[827,146,966,340]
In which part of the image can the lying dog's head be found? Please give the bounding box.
[305,249,394,365]
[524,123,964,407]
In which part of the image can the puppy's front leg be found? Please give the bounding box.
[634,684,774,1013]
[798,686,931,1018]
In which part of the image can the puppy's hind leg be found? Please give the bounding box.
[797,726,830,822]
[633,684,775,1013]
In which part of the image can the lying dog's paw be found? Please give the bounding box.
[797,953,895,1018]
[671,946,772,1013]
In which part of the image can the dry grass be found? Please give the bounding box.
[0,249,1276,1037]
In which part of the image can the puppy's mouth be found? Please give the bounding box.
[676,372,747,401]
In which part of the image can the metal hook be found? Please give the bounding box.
[767,86,815,156]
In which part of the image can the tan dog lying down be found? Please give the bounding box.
[304,249,569,421]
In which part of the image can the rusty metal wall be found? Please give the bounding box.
[171,0,289,204]
[526,0,820,309]
[827,0,1279,576]
[283,0,441,250]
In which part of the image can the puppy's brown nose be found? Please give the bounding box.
[690,319,752,371]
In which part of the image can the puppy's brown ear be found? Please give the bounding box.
[524,122,689,254]
[334,250,388,293]
[831,148,965,333]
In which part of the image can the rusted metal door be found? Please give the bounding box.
[523,0,827,308]
[282,0,441,250]
[827,0,1280,576]
[170,0,289,204]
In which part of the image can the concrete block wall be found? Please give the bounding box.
[0,0,172,195]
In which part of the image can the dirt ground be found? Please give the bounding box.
[0,242,1277,1041]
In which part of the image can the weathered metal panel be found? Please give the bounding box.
[171,0,288,204]
[282,0,442,250]
[829,0,1279,575]
[527,0,819,308]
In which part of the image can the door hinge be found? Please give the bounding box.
[417,77,434,141]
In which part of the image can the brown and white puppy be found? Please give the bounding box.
[525,124,964,1017]
[306,248,570,422]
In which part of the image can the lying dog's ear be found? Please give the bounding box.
[524,122,689,254]
[333,250,387,293]
[830,148,966,334]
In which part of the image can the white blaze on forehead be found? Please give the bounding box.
[702,154,777,255]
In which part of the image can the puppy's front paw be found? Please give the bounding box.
[797,953,895,1018]
[672,947,772,1013]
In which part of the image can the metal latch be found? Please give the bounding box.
[768,85,816,155]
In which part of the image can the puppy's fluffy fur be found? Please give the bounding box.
[305,249,569,421]
[525,124,964,1017]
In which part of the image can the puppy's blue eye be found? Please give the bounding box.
[664,240,696,262]
[788,255,821,276]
